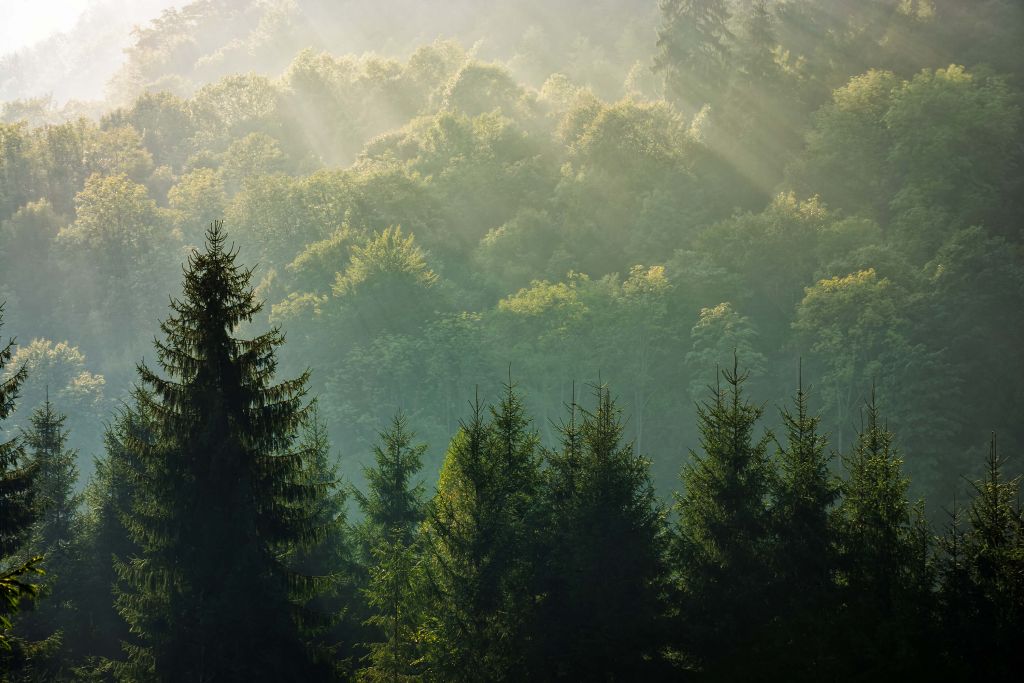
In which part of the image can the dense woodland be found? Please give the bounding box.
[1,0,1023,680]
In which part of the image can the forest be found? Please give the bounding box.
[0,0,1022,680]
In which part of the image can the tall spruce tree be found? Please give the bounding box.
[532,385,669,680]
[673,357,775,678]
[17,398,83,650]
[423,383,541,682]
[834,391,935,678]
[356,412,428,682]
[768,369,840,678]
[0,309,40,652]
[654,0,734,111]
[77,395,149,661]
[943,434,1024,677]
[116,222,337,681]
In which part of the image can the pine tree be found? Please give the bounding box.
[533,385,669,680]
[654,0,734,112]
[834,391,934,678]
[0,308,41,652]
[422,383,541,682]
[116,222,338,681]
[356,412,427,682]
[769,369,839,677]
[673,356,775,678]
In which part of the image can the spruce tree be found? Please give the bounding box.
[947,434,1024,677]
[17,398,83,649]
[834,391,934,678]
[356,412,427,682]
[422,383,541,682]
[116,222,337,681]
[77,396,149,661]
[654,0,734,111]
[533,385,669,680]
[0,309,40,652]
[769,370,839,677]
[673,357,774,678]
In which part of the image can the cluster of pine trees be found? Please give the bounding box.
[0,224,1021,681]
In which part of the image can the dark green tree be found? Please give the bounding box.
[356,412,428,682]
[76,395,150,662]
[422,383,541,681]
[532,384,669,680]
[116,221,337,681]
[0,309,41,653]
[940,434,1024,678]
[834,391,935,679]
[16,397,83,653]
[768,368,840,678]
[673,357,775,678]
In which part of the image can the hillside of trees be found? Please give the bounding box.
[1,0,1022,679]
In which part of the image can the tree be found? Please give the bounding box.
[116,221,338,681]
[422,382,541,681]
[673,356,775,678]
[833,391,934,678]
[769,367,840,678]
[356,413,428,682]
[654,0,733,112]
[533,385,669,680]
[16,398,83,655]
[0,308,40,652]
[941,434,1024,678]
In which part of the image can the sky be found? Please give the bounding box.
[0,0,92,56]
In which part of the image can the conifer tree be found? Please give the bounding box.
[0,309,40,652]
[356,412,427,682]
[77,396,149,661]
[291,404,363,678]
[533,385,669,680]
[834,391,934,678]
[673,357,775,678]
[423,383,541,682]
[116,222,338,681]
[654,0,734,111]
[17,398,83,648]
[769,369,839,677]
[945,434,1024,677]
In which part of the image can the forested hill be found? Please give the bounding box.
[1,0,1023,679]
[2,0,1021,503]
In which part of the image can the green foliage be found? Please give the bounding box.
[422,383,541,681]
[673,356,775,677]
[116,222,338,681]
[532,385,669,679]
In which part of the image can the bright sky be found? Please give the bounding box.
[0,0,92,56]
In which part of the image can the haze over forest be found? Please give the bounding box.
[1,0,1022,680]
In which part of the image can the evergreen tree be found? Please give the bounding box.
[0,309,40,653]
[356,412,427,682]
[654,0,733,111]
[291,404,363,679]
[422,383,541,682]
[532,384,669,680]
[116,221,338,681]
[943,434,1024,678]
[16,397,83,651]
[834,391,934,679]
[673,356,775,678]
[76,395,149,663]
[769,369,840,678]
